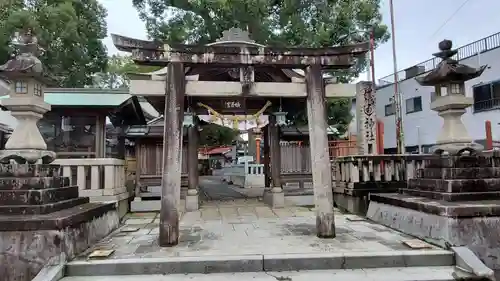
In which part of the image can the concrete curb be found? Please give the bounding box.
[32,264,65,281]
[65,250,453,276]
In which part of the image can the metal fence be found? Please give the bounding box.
[378,32,500,85]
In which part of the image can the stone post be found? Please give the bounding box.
[305,64,335,238]
[185,124,199,211]
[263,114,284,208]
[159,61,185,246]
[355,81,377,155]
[263,125,271,188]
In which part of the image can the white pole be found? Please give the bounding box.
[417,126,422,154]
[389,0,405,154]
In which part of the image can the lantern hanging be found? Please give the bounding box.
[273,98,288,126]
[183,111,194,127]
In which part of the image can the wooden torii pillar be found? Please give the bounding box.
[120,38,369,244]
[160,61,185,246]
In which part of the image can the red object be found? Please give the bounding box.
[377,120,384,154]
[199,146,232,156]
[255,139,261,164]
[485,120,493,150]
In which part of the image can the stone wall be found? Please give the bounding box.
[367,202,500,271]
[0,209,119,281]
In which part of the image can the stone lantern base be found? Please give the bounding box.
[0,149,56,164]
[0,163,119,281]
[367,152,500,272]
[430,95,484,155]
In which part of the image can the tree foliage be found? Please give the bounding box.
[92,54,162,89]
[0,0,108,87]
[199,123,240,147]
[288,98,353,137]
[132,0,390,82]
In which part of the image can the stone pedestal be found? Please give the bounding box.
[367,153,500,271]
[185,189,199,212]
[263,187,285,208]
[430,95,484,154]
[0,163,119,281]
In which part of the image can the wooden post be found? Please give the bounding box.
[305,64,335,238]
[159,62,185,246]
[134,140,142,202]
[263,125,271,188]
[269,115,282,190]
[485,120,493,150]
[186,123,199,211]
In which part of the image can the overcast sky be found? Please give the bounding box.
[99,0,500,80]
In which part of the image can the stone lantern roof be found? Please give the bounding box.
[416,39,487,86]
[0,29,55,85]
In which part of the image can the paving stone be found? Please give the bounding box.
[201,208,221,220]
[125,212,158,219]
[125,218,155,225]
[73,200,446,262]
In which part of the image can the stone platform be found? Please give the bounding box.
[0,163,119,281]
[56,200,462,278]
[58,267,483,281]
[367,154,500,272]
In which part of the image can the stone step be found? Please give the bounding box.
[407,178,500,193]
[0,176,70,190]
[418,167,500,179]
[0,185,79,205]
[58,266,482,281]
[64,250,454,276]
[0,196,88,215]
[400,188,500,201]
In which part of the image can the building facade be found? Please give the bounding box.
[374,32,500,153]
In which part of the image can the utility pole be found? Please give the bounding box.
[389,0,405,154]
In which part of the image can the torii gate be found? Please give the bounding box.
[113,28,370,246]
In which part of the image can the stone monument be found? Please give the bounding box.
[367,40,500,272]
[0,29,119,281]
[415,39,486,155]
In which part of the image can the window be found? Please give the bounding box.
[34,83,42,96]
[384,103,395,116]
[473,81,500,112]
[406,96,422,114]
[14,81,27,94]
[450,83,461,94]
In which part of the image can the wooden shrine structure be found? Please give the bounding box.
[112,28,370,246]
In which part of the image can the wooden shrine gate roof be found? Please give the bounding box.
[111,28,369,69]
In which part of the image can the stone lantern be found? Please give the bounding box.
[416,39,487,155]
[0,29,56,163]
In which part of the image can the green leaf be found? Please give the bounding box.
[0,0,109,87]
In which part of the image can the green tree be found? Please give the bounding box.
[92,54,162,89]
[288,98,353,137]
[132,0,390,82]
[199,123,240,147]
[0,0,108,87]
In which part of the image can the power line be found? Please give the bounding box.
[428,0,472,40]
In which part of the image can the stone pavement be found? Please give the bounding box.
[199,176,249,201]
[75,199,443,260]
